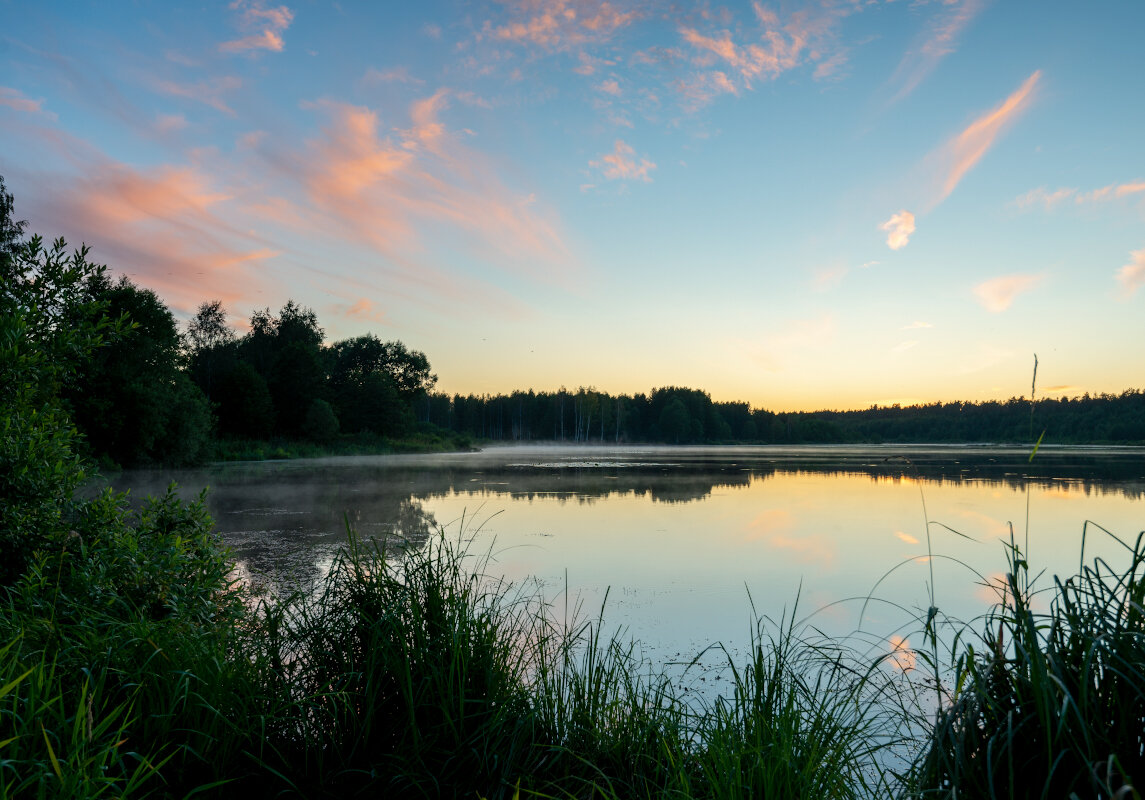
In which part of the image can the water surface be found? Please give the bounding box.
[102,444,1145,674]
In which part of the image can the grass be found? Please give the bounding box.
[905,524,1145,799]
[4,477,1144,798]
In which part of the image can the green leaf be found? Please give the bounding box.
[1028,429,1046,462]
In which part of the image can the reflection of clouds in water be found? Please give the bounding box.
[745,508,834,566]
[975,572,1011,606]
[744,508,794,540]
[895,530,920,545]
[767,533,836,567]
[888,635,916,672]
[947,508,1010,539]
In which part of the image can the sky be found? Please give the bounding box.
[2,0,1143,411]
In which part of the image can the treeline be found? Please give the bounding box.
[425,387,1145,445]
[65,288,441,467]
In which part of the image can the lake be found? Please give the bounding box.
[102,444,1145,684]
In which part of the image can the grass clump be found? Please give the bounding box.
[906,525,1145,799]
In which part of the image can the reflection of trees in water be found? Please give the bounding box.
[411,456,1145,504]
[96,448,1143,592]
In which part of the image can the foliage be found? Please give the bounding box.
[186,299,236,405]
[215,360,276,439]
[302,398,340,442]
[0,231,128,585]
[64,275,211,467]
[0,488,262,798]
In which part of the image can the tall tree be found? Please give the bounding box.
[187,300,236,404]
[239,300,326,436]
[64,275,211,466]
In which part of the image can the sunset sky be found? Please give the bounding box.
[2,1,1142,411]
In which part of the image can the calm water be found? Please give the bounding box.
[101,444,1145,676]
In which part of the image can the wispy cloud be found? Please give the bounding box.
[153,76,242,115]
[880,210,915,250]
[154,113,188,133]
[220,0,294,54]
[812,263,848,291]
[935,70,1040,204]
[481,0,636,50]
[674,2,851,108]
[973,273,1042,312]
[901,320,933,330]
[363,66,424,85]
[742,314,837,372]
[1013,186,1076,210]
[0,87,57,119]
[886,0,984,104]
[590,139,655,181]
[293,91,570,278]
[596,78,622,96]
[23,159,275,312]
[1015,180,1145,210]
[333,297,387,323]
[1116,248,1145,297]
[1079,181,1145,203]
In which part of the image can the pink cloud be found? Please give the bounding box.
[973,274,1043,312]
[679,26,800,87]
[937,70,1040,203]
[483,0,636,50]
[1116,248,1145,296]
[0,87,55,118]
[293,92,569,278]
[1076,181,1145,204]
[1014,186,1075,210]
[153,76,242,115]
[363,66,424,85]
[596,79,621,96]
[886,0,984,104]
[1016,181,1145,210]
[221,0,294,53]
[674,2,853,106]
[334,297,387,323]
[880,210,915,250]
[154,113,188,134]
[673,70,738,110]
[590,139,655,181]
[23,160,275,313]
[888,635,916,672]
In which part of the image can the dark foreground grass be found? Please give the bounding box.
[3,489,1143,798]
[907,525,1145,799]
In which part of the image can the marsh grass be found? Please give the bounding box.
[905,524,1145,799]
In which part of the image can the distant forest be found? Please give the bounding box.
[427,386,1145,446]
[3,174,1142,470]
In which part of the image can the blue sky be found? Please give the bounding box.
[2,0,1143,410]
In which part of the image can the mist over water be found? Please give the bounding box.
[101,444,1145,682]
